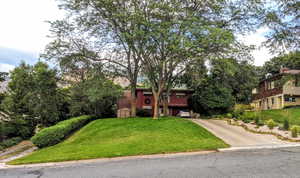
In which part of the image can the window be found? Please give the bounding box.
[144,98,151,104]
[272,98,275,105]
[285,97,296,102]
[271,81,275,89]
[175,93,186,98]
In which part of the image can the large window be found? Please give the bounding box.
[285,97,296,102]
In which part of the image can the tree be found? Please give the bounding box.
[69,70,122,117]
[262,51,300,75]
[262,0,299,53]
[53,0,262,119]
[2,62,62,129]
[210,58,260,104]
[43,1,143,117]
[189,80,235,115]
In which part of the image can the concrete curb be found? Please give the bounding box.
[0,150,216,170]
[218,144,300,152]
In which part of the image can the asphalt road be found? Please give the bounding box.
[1,147,300,178]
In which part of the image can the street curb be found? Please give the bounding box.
[218,144,300,152]
[0,150,216,170]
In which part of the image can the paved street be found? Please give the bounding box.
[1,146,300,178]
[193,119,293,147]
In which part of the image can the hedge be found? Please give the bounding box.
[0,137,23,151]
[31,115,95,148]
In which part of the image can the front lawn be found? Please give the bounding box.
[245,107,300,126]
[9,117,228,165]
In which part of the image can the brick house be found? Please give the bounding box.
[117,88,193,117]
[251,69,300,110]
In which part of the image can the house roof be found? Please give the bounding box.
[136,87,193,92]
[259,69,300,84]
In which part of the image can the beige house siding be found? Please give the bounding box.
[252,94,284,110]
[284,96,300,107]
[252,78,300,111]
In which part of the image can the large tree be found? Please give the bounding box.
[2,62,62,129]
[262,0,299,53]
[43,1,144,117]
[51,0,262,119]
[262,51,300,75]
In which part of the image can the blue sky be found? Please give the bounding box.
[0,0,273,72]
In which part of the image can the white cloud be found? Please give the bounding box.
[238,27,274,66]
[0,0,64,54]
[0,63,15,72]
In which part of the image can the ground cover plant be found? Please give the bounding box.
[244,107,300,126]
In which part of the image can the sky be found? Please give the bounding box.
[0,0,274,73]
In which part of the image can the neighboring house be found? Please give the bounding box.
[117,88,193,117]
[251,68,300,110]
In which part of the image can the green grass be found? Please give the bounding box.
[245,107,300,126]
[9,117,228,165]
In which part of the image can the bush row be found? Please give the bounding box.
[31,115,95,148]
[0,137,23,151]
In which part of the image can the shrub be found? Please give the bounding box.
[266,119,277,130]
[136,109,152,117]
[31,115,95,148]
[0,137,23,151]
[283,119,290,131]
[254,116,260,125]
[291,125,300,138]
[188,83,235,115]
[226,113,232,119]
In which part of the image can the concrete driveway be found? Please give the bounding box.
[192,119,294,147]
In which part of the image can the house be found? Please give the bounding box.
[251,68,300,110]
[117,88,193,117]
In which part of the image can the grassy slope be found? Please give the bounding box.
[9,117,228,165]
[246,107,300,126]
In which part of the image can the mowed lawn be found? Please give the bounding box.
[9,117,228,165]
[246,107,300,126]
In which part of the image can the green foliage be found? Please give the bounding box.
[266,119,277,130]
[283,119,290,131]
[226,113,233,119]
[254,116,260,125]
[31,116,94,148]
[69,75,122,118]
[2,62,62,127]
[247,107,300,126]
[291,125,300,138]
[136,109,152,117]
[210,59,260,104]
[0,137,23,151]
[262,0,299,53]
[189,82,235,116]
[263,51,300,76]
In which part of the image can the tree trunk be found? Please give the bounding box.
[153,92,160,119]
[163,90,170,116]
[163,98,169,116]
[130,88,137,117]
